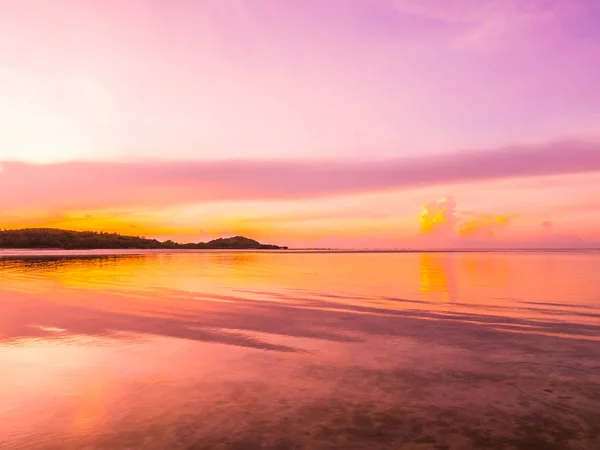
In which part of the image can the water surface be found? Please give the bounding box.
[1,251,599,449]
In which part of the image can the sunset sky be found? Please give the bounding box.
[1,0,599,248]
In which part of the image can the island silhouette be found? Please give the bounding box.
[0,228,287,250]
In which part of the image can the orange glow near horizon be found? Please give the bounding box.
[2,171,600,248]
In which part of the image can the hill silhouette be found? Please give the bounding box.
[0,229,287,250]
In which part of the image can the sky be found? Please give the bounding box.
[1,0,599,248]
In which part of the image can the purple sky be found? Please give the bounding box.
[0,0,599,246]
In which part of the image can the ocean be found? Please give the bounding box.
[1,250,598,449]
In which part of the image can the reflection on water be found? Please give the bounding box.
[419,253,457,302]
[0,251,599,449]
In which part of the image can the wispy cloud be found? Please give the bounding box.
[458,214,514,238]
[388,0,581,46]
[1,139,599,212]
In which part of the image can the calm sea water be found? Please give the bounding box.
[1,251,599,449]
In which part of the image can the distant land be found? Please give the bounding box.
[0,229,287,250]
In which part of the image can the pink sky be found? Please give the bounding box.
[1,0,599,247]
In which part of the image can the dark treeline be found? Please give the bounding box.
[0,229,287,250]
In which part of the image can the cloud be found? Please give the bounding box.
[419,196,457,237]
[459,214,514,238]
[416,196,597,248]
[533,219,589,247]
[418,196,515,245]
[1,139,599,212]
[388,0,573,43]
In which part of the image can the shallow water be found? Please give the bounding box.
[0,251,599,449]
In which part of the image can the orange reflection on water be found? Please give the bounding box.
[419,253,457,302]
[0,251,598,356]
[1,251,599,321]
